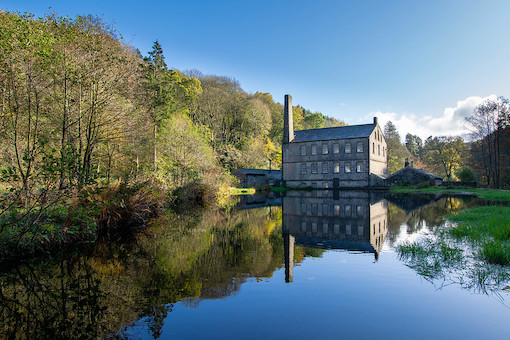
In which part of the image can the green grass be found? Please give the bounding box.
[448,206,510,265]
[391,187,510,201]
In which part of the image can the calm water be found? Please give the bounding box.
[1,191,509,339]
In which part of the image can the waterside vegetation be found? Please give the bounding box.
[0,11,344,260]
[398,203,510,295]
[391,187,510,201]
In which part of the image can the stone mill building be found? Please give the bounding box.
[282,95,388,188]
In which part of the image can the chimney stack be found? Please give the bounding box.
[283,95,294,144]
[373,116,378,125]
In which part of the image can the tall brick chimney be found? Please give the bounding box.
[283,94,294,144]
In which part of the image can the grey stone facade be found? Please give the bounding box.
[282,190,388,281]
[282,95,387,188]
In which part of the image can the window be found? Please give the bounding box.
[383,147,385,157]
[345,142,351,153]
[356,162,363,173]
[373,143,375,154]
[334,224,340,234]
[322,204,329,216]
[323,182,328,188]
[301,203,307,214]
[300,145,306,156]
[358,226,364,236]
[311,203,318,215]
[357,141,363,153]
[334,204,340,216]
[378,144,380,156]
[301,163,307,175]
[311,144,317,155]
[345,162,351,173]
[345,204,351,216]
[333,143,340,154]
[312,182,317,188]
[300,221,307,232]
[322,143,328,154]
[311,163,318,174]
[321,162,328,174]
[346,224,351,235]
[356,205,363,217]
[323,223,328,233]
[334,162,340,173]
[311,222,318,232]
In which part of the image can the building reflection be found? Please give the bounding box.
[283,190,388,282]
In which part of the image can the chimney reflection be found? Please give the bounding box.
[283,232,295,282]
[282,190,388,281]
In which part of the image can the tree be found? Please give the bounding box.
[405,133,422,157]
[303,112,325,129]
[383,121,410,174]
[141,41,202,172]
[423,136,466,179]
[465,97,509,188]
[455,167,477,182]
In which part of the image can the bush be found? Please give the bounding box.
[455,167,478,183]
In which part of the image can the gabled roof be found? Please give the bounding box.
[233,168,282,178]
[292,124,376,143]
[391,166,442,180]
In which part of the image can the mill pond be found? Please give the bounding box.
[1,191,510,339]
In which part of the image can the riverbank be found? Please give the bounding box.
[391,187,510,201]
[448,206,510,265]
[398,189,510,268]
[0,180,165,261]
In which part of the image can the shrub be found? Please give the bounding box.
[455,167,478,183]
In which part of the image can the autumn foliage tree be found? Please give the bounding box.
[465,97,510,188]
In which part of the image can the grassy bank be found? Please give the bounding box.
[448,206,510,265]
[391,187,510,201]
[398,205,510,267]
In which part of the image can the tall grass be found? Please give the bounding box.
[448,206,510,265]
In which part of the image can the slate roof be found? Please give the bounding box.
[233,168,282,178]
[391,166,442,180]
[292,123,376,143]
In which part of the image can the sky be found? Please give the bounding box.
[2,0,510,140]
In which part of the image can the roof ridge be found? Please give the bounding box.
[295,123,375,133]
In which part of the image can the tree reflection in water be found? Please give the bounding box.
[0,192,506,338]
[0,206,287,338]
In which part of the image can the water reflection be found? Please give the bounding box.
[282,191,388,282]
[0,191,503,339]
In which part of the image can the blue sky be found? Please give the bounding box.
[2,0,509,139]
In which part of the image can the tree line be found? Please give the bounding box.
[0,11,345,253]
[383,97,510,188]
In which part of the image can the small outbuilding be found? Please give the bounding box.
[233,168,282,188]
[386,165,443,187]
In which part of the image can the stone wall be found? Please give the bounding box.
[283,137,370,188]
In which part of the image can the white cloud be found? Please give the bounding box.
[367,95,497,141]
